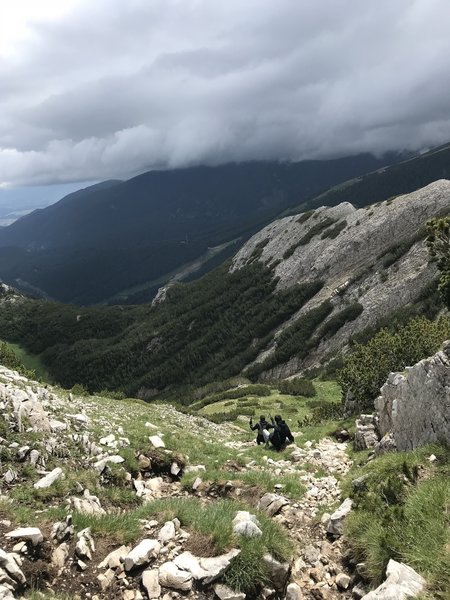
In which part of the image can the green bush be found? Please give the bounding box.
[344,448,450,598]
[283,216,338,258]
[320,219,347,240]
[338,316,450,412]
[317,303,363,339]
[247,301,333,378]
[0,341,35,379]
[296,210,314,224]
[276,378,316,397]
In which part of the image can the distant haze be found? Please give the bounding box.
[1,0,450,190]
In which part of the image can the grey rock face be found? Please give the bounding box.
[355,415,379,450]
[326,498,352,536]
[375,342,450,450]
[158,561,193,591]
[231,180,450,378]
[361,559,425,600]
[257,493,289,516]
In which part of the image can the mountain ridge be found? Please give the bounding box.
[0,154,397,304]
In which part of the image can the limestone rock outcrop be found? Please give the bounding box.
[361,559,425,600]
[231,180,450,379]
[375,341,450,450]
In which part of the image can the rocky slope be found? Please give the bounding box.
[0,365,364,600]
[232,179,450,379]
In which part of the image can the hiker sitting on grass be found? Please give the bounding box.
[249,415,273,445]
[269,415,295,451]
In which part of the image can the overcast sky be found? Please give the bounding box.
[1,0,450,194]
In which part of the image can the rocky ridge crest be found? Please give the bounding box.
[231,180,450,378]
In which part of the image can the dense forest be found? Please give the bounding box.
[0,262,324,396]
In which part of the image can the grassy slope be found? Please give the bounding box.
[343,445,450,599]
[4,341,52,382]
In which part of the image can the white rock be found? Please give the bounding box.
[170,462,181,476]
[361,559,425,600]
[158,521,176,544]
[50,419,67,432]
[0,549,26,585]
[75,528,95,561]
[93,454,125,473]
[286,582,303,600]
[99,433,116,446]
[336,573,351,589]
[5,527,43,546]
[52,543,70,569]
[71,489,105,515]
[149,435,165,449]
[98,545,130,569]
[192,477,202,491]
[173,549,240,584]
[97,568,115,591]
[233,520,262,538]
[33,467,64,489]
[158,561,192,591]
[214,583,246,600]
[124,539,161,571]
[142,569,161,599]
[327,498,353,535]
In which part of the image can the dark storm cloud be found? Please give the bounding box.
[1,0,450,186]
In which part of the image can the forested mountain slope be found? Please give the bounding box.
[0,155,389,305]
[0,180,448,397]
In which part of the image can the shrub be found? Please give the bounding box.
[344,449,450,597]
[317,303,363,339]
[338,316,450,412]
[70,383,90,397]
[320,219,347,240]
[296,210,314,224]
[275,378,316,397]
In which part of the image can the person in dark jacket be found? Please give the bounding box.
[269,415,294,451]
[249,415,273,445]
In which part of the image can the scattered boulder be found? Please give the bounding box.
[173,549,240,584]
[51,515,74,543]
[158,521,176,544]
[361,559,425,600]
[4,527,43,546]
[0,548,26,585]
[262,553,290,591]
[142,568,161,598]
[75,528,95,561]
[158,561,193,591]
[70,489,105,515]
[149,435,165,449]
[124,539,161,571]
[232,511,262,538]
[33,467,64,489]
[214,583,246,600]
[354,415,379,450]
[326,498,352,536]
[286,582,303,600]
[52,542,70,569]
[98,545,130,570]
[257,493,289,516]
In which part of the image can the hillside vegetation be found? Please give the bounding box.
[0,155,388,305]
[0,262,322,396]
[1,181,450,399]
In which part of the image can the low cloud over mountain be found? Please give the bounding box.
[1,0,450,186]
